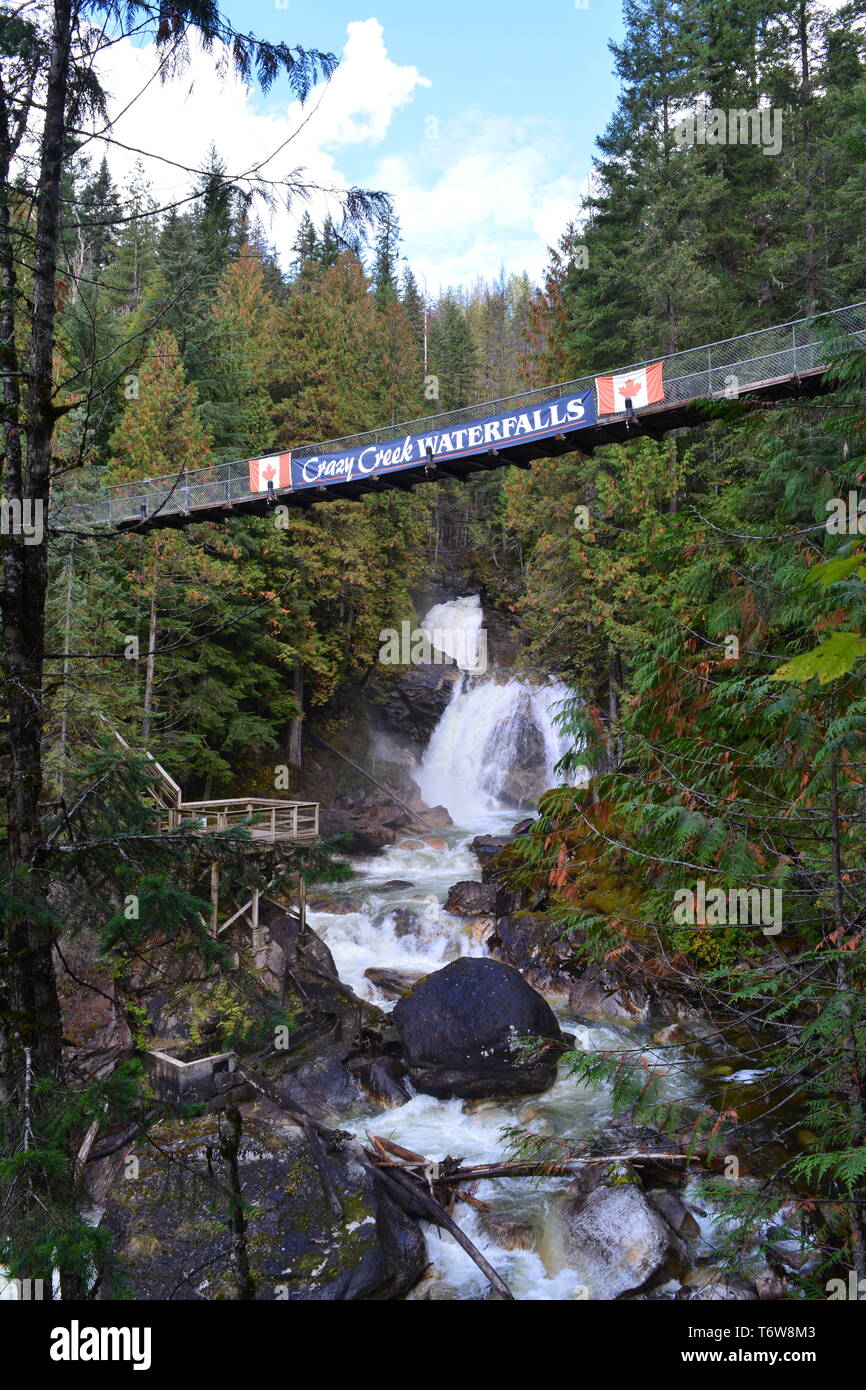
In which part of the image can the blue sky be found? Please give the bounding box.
[102,2,627,291]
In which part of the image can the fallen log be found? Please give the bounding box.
[429,1151,693,1185]
[364,1134,694,1188]
[367,1157,515,1301]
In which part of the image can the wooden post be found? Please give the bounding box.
[298,873,306,936]
[210,862,220,936]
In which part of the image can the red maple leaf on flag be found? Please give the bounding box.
[261,463,276,482]
[619,377,642,398]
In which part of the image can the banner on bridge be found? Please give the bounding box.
[290,388,597,491]
[249,453,292,492]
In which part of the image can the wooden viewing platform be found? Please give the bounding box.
[147,763,319,939]
[101,721,320,941]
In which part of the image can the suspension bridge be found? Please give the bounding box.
[52,301,866,535]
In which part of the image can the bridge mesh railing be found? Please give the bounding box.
[53,301,866,530]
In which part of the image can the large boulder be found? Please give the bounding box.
[101,1112,426,1300]
[392,957,564,1099]
[319,773,451,853]
[559,1176,681,1300]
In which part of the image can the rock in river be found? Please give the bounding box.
[445,879,496,916]
[364,966,425,1000]
[559,1178,681,1300]
[392,956,564,1099]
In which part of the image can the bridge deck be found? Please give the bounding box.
[160,797,319,843]
[51,302,866,535]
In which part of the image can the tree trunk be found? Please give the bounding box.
[288,659,303,768]
[142,592,157,743]
[2,0,73,1077]
[0,0,82,1299]
[58,539,76,794]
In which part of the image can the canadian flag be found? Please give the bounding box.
[595,362,665,416]
[248,453,292,493]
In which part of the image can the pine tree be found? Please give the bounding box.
[373,204,401,310]
[291,210,319,282]
[401,266,426,361]
[428,293,478,411]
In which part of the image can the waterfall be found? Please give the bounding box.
[420,594,486,670]
[412,597,577,830]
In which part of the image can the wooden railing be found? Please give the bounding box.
[97,718,319,846]
[160,797,319,843]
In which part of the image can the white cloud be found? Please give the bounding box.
[90,18,582,290]
[372,110,585,290]
[93,21,429,229]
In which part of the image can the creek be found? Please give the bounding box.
[306,597,745,1299]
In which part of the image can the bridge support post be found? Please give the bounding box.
[250,888,267,956]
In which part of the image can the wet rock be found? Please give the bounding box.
[364,967,426,1001]
[568,961,651,1023]
[307,896,356,915]
[423,834,448,850]
[382,880,415,891]
[679,1276,757,1301]
[392,957,564,1099]
[251,903,392,1120]
[275,1051,361,1122]
[653,1024,687,1046]
[487,696,549,807]
[648,1189,701,1239]
[470,834,512,867]
[320,771,448,853]
[477,1209,536,1251]
[491,911,576,987]
[560,1181,681,1300]
[405,1267,459,1300]
[351,1055,411,1108]
[511,818,536,836]
[388,908,421,938]
[464,915,496,946]
[101,1113,427,1300]
[595,1124,687,1186]
[445,880,496,916]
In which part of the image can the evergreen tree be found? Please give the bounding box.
[291,210,319,282]
[401,265,426,361]
[428,292,479,411]
[373,204,401,310]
